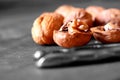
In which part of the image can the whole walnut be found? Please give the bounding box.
[31,12,64,45]
[96,8,120,25]
[86,6,105,20]
[91,22,120,43]
[55,5,75,18]
[86,5,105,26]
[53,18,92,48]
[64,8,93,27]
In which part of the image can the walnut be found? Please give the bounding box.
[86,5,105,26]
[86,5,105,21]
[55,5,75,18]
[96,8,120,25]
[31,12,64,45]
[90,22,120,43]
[31,5,120,48]
[53,19,92,48]
[64,8,93,27]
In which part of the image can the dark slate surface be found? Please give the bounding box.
[0,0,120,80]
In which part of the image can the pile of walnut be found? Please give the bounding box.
[31,5,120,48]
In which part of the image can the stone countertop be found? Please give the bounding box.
[0,1,120,80]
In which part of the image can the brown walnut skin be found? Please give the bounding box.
[31,12,64,45]
[53,19,92,48]
[90,23,120,43]
[64,8,93,27]
[96,8,120,25]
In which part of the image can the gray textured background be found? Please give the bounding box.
[0,0,120,80]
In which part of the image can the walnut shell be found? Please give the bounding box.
[91,24,120,43]
[96,8,120,25]
[55,5,75,18]
[86,5,105,26]
[64,8,93,27]
[31,12,64,45]
[53,19,92,48]
[86,5,105,21]
[53,31,91,48]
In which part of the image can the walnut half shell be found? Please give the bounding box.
[53,19,92,48]
[91,22,120,43]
